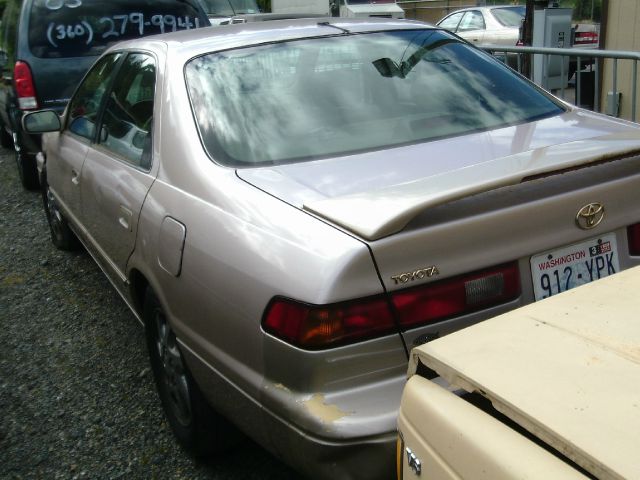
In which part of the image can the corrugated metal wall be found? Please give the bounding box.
[602,0,640,120]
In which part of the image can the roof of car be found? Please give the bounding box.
[449,5,524,11]
[108,17,432,58]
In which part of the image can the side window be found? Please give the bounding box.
[458,11,485,32]
[98,53,155,169]
[67,53,122,141]
[438,12,464,32]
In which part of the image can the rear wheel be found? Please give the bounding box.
[144,288,241,456]
[41,175,80,251]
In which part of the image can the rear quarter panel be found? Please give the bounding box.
[127,48,408,447]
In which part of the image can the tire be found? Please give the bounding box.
[143,288,241,456]
[15,147,40,190]
[41,175,80,251]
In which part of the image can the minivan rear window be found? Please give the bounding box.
[29,0,207,58]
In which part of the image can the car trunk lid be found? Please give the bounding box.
[238,111,640,241]
[239,110,640,339]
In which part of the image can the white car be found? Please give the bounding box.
[436,5,524,46]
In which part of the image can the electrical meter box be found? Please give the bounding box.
[532,8,572,90]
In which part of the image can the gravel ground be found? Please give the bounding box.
[0,146,299,480]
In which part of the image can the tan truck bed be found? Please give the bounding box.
[408,266,640,480]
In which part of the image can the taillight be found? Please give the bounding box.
[628,223,640,255]
[574,31,599,46]
[263,262,520,349]
[262,296,396,349]
[14,61,38,110]
[391,262,520,328]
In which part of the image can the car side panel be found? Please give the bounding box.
[46,131,89,221]
[79,146,155,282]
[127,162,408,475]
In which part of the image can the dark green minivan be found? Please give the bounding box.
[0,0,210,189]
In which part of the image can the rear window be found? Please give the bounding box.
[347,0,396,4]
[28,0,207,58]
[200,0,259,16]
[186,29,564,167]
[491,7,525,27]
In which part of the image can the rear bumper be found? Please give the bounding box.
[181,341,403,480]
[266,419,397,480]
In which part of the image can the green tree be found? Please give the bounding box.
[559,0,602,21]
[256,0,270,12]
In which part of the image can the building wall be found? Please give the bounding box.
[602,0,640,120]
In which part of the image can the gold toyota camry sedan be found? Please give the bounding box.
[23,18,640,480]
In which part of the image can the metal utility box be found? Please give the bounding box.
[533,8,572,90]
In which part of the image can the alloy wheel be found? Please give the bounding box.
[45,186,66,243]
[154,308,193,427]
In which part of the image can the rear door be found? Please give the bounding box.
[79,52,157,283]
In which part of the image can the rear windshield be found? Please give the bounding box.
[200,0,259,16]
[347,0,396,4]
[186,29,564,167]
[29,0,207,58]
[491,7,525,27]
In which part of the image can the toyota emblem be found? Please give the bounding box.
[575,202,605,230]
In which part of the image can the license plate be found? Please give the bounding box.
[530,233,620,301]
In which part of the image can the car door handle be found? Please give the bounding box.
[71,169,80,185]
[118,206,133,232]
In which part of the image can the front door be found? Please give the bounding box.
[47,53,123,224]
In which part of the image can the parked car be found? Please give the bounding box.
[436,5,524,68]
[572,22,600,48]
[398,265,640,480]
[436,6,599,79]
[22,18,640,480]
[436,6,524,47]
[0,0,209,189]
[569,22,599,79]
[200,0,261,25]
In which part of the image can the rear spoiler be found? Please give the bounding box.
[303,132,640,241]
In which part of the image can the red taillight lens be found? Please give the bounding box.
[14,61,38,110]
[392,262,520,328]
[262,296,396,349]
[628,223,640,255]
[263,263,520,349]
[574,31,599,45]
